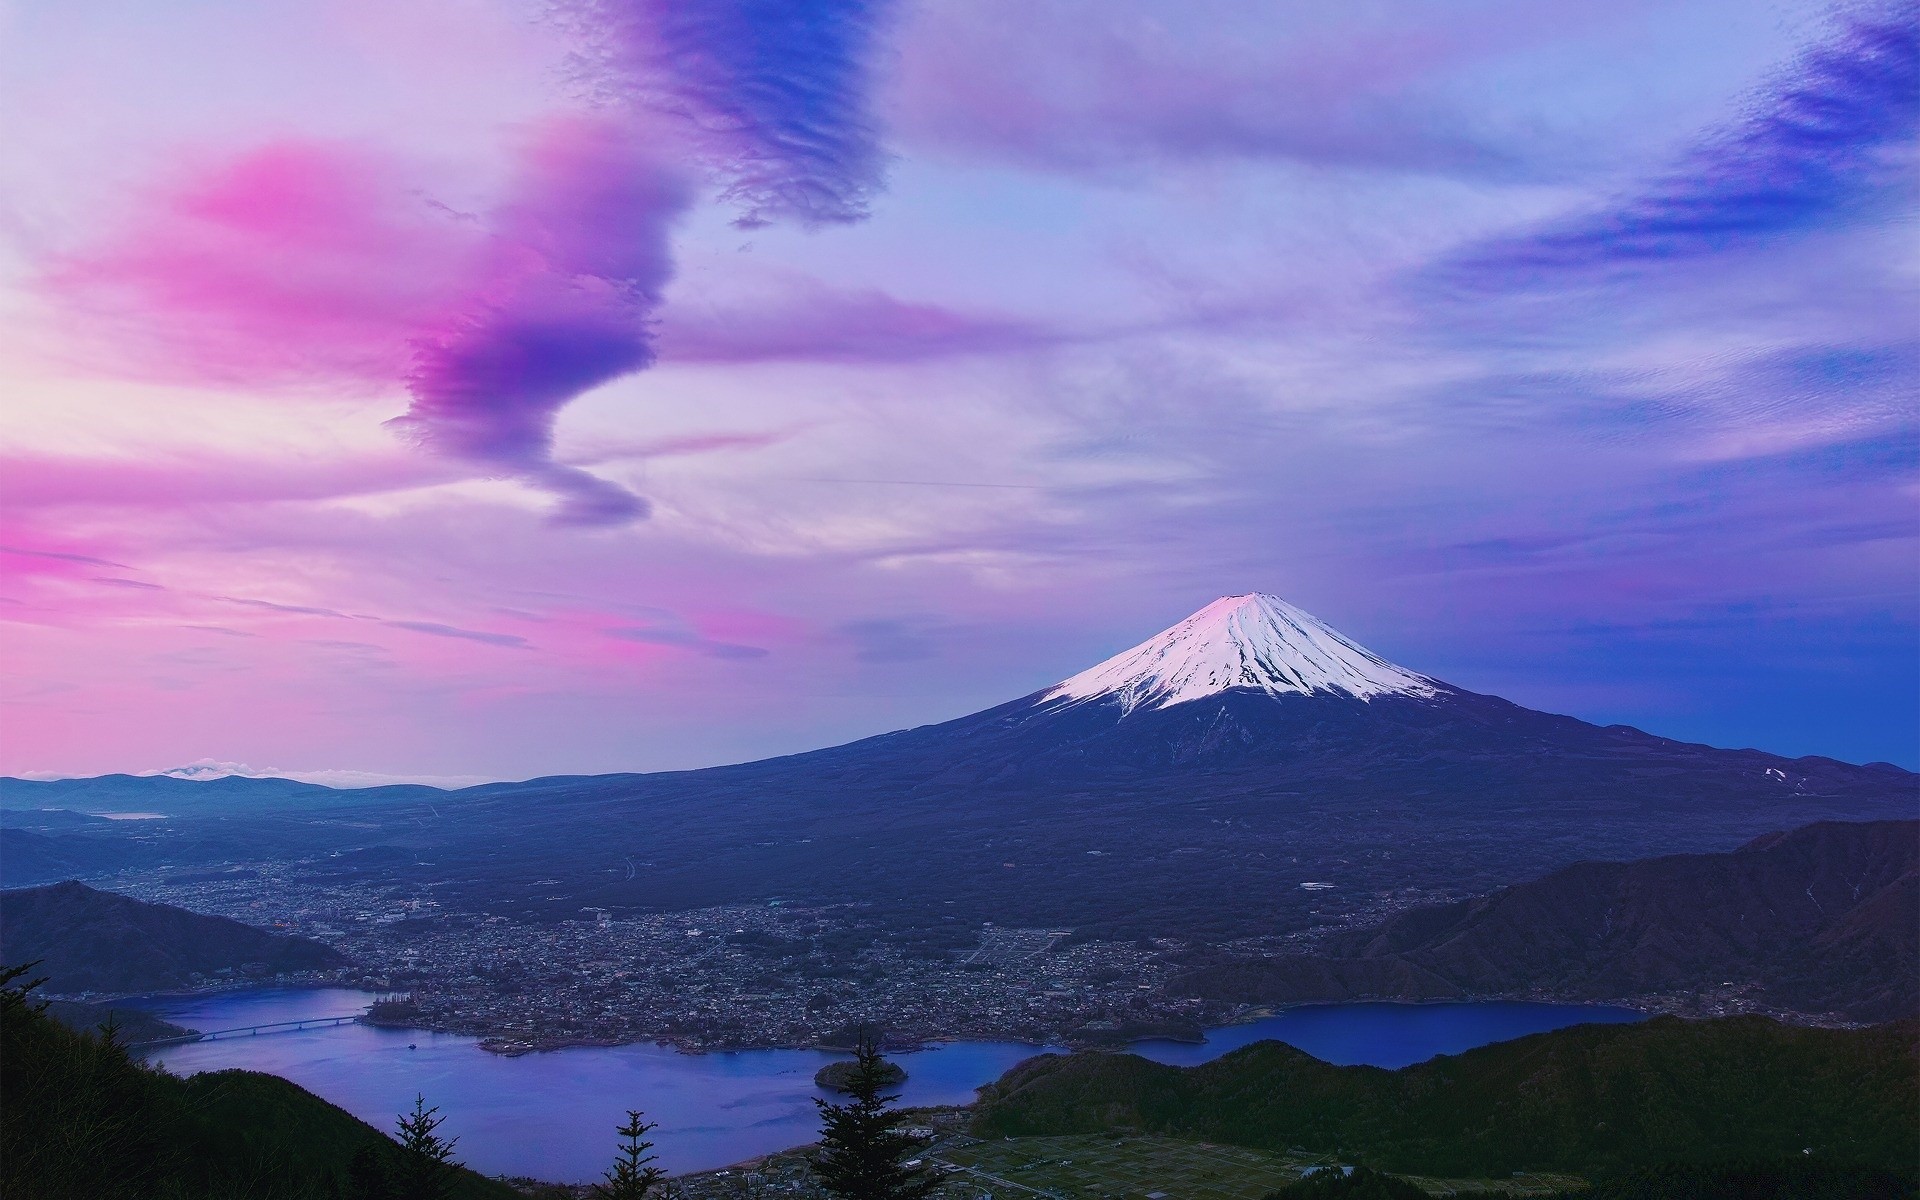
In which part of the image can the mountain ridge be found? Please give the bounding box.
[1175,818,1919,1021]
[0,880,347,995]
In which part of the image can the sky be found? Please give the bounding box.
[1,0,1915,783]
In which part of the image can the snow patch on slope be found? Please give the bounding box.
[1046,593,1438,714]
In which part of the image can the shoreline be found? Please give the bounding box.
[362,995,1640,1058]
[125,979,1866,1060]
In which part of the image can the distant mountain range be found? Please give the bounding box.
[972,1015,1920,1179]
[0,771,435,815]
[1177,818,1918,1021]
[0,880,346,995]
[2,595,1912,943]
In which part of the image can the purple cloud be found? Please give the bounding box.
[560,0,895,226]
[391,117,690,524]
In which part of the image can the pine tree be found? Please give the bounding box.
[811,1037,939,1200]
[593,1109,670,1200]
[392,1093,460,1200]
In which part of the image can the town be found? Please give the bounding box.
[107,857,1237,1053]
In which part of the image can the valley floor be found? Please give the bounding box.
[660,1125,1588,1200]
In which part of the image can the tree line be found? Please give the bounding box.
[345,1033,934,1200]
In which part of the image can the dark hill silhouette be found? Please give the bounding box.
[1,967,515,1199]
[0,880,346,994]
[1176,819,1918,1021]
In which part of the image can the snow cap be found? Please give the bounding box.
[1046,593,1437,714]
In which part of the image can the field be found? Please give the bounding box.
[927,1134,1584,1199]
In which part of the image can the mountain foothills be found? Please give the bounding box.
[0,880,345,994]
[3,596,1910,943]
[1178,819,1918,1021]
[972,1015,1920,1179]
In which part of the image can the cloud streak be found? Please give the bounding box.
[656,284,1052,364]
[1444,6,1919,287]
[608,624,768,659]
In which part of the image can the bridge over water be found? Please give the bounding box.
[128,1014,362,1049]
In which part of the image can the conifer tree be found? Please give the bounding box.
[594,1109,670,1200]
[392,1093,461,1200]
[811,1036,939,1200]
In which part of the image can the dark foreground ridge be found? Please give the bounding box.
[0,879,347,994]
[1179,819,1919,1022]
[0,967,514,1200]
[971,1014,1920,1180]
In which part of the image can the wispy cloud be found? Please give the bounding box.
[607,624,768,660]
[657,284,1052,364]
[383,620,531,649]
[1442,7,1919,287]
[220,596,529,649]
[1,545,132,570]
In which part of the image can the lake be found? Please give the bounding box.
[130,988,1641,1181]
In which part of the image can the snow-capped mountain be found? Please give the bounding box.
[9,592,1912,943]
[1045,593,1438,714]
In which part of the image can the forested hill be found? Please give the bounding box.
[0,969,516,1200]
[972,1015,1919,1179]
[0,880,346,994]
[1179,819,1918,1021]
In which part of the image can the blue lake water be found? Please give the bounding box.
[129,988,1640,1182]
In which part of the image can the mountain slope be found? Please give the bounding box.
[971,1015,1920,1178]
[0,880,347,994]
[1177,819,1920,1021]
[387,597,1907,934]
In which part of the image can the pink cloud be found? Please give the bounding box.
[44,141,471,390]
[392,117,689,524]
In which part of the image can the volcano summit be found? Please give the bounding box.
[1047,592,1439,711]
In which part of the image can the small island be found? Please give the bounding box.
[814,1059,906,1093]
